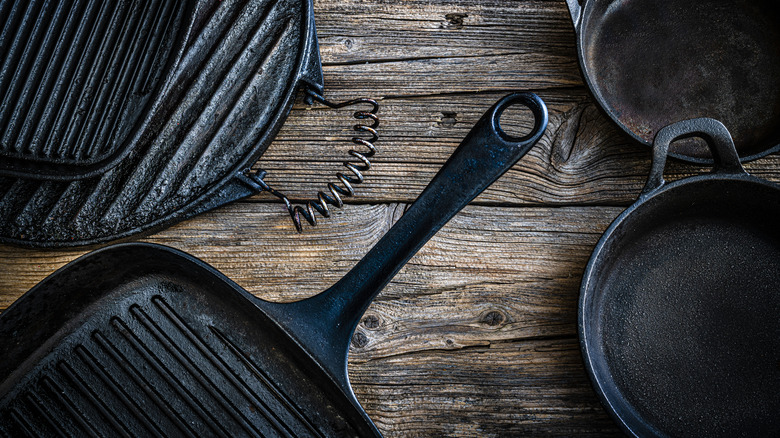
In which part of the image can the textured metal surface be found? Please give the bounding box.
[579,119,780,437]
[0,0,188,179]
[0,94,549,438]
[0,246,371,437]
[0,0,323,247]
[568,0,780,163]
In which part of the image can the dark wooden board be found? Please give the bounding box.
[2,0,778,435]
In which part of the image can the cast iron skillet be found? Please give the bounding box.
[0,0,354,247]
[0,93,548,437]
[579,118,780,437]
[566,0,780,163]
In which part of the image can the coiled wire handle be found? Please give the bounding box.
[251,88,379,232]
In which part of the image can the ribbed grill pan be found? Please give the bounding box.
[1,275,353,437]
[0,0,323,247]
[0,0,186,177]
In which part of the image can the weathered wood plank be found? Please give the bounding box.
[351,339,621,437]
[257,91,780,206]
[0,203,619,314]
[315,0,576,63]
[0,202,388,309]
[311,0,582,96]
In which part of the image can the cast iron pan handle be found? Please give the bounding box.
[266,92,549,384]
[641,118,746,196]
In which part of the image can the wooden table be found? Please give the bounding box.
[2,1,779,436]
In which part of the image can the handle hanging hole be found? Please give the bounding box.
[496,101,536,142]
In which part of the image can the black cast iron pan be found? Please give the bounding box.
[0,0,371,246]
[0,93,548,437]
[566,0,780,163]
[579,118,780,437]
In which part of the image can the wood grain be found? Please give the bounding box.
[353,339,621,437]
[256,92,780,206]
[311,0,583,94]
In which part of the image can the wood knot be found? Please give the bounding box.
[550,104,585,168]
[362,314,381,329]
[439,111,458,127]
[550,103,617,172]
[442,13,468,29]
[482,310,505,326]
[351,331,369,349]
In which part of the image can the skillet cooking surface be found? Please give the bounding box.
[589,180,780,436]
[576,0,780,162]
[580,119,780,437]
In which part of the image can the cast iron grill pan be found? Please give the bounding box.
[567,0,780,162]
[0,250,361,437]
[579,119,780,437]
[0,0,324,246]
[0,0,187,177]
[0,94,549,437]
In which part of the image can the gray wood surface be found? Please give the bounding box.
[1,0,778,436]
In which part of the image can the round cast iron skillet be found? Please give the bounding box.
[566,0,780,163]
[579,118,780,437]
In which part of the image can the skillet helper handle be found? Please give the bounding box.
[316,92,549,350]
[641,118,746,196]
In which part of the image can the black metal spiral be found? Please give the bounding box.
[252,89,379,232]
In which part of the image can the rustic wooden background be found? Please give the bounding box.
[2,0,779,436]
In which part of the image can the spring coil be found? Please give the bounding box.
[254,89,379,232]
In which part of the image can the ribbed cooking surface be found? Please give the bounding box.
[0,0,185,171]
[0,0,312,246]
[0,295,325,438]
[0,245,375,437]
